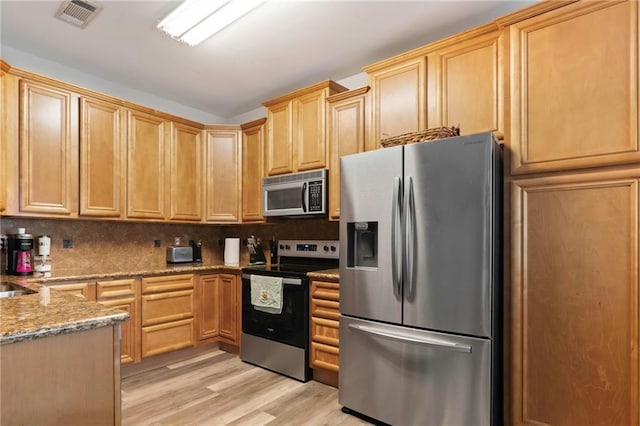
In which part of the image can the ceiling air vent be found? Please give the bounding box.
[55,0,103,29]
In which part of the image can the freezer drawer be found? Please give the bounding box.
[339,316,492,426]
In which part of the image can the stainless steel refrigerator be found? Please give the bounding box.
[339,132,502,426]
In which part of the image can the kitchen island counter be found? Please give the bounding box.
[0,287,128,345]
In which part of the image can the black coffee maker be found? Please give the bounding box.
[7,228,34,276]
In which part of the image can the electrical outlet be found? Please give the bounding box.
[154,239,162,248]
[62,239,73,249]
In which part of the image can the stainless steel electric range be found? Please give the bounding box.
[240,239,339,382]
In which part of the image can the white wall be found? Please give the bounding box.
[2,45,369,126]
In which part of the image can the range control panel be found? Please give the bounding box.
[277,240,339,259]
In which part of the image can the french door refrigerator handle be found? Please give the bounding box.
[391,176,403,295]
[348,323,472,353]
[405,176,416,297]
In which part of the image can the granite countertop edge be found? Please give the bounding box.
[307,268,339,282]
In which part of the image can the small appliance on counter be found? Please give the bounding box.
[7,228,34,276]
[246,235,266,265]
[166,237,193,264]
[189,239,202,263]
[35,235,52,274]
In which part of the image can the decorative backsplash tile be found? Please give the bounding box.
[0,217,338,274]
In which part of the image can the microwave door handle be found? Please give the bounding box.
[301,182,307,212]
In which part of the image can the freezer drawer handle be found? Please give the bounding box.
[349,324,472,353]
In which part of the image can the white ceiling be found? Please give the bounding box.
[0,0,536,122]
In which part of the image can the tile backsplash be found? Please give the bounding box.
[0,217,338,274]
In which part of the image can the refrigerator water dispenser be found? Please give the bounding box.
[347,222,378,268]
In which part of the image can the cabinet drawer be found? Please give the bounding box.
[311,281,339,300]
[141,274,194,294]
[141,289,194,326]
[96,278,137,300]
[311,316,339,347]
[141,318,194,358]
[311,298,340,321]
[50,282,96,301]
[311,341,339,372]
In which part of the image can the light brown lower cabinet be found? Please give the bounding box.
[197,273,241,349]
[140,274,195,358]
[49,281,96,301]
[96,278,140,364]
[510,169,639,425]
[310,280,340,387]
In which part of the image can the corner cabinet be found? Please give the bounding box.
[204,126,242,223]
[263,80,347,176]
[327,87,369,221]
[310,279,340,387]
[241,118,266,223]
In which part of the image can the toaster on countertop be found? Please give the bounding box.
[166,246,193,264]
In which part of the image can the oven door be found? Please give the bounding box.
[241,273,309,348]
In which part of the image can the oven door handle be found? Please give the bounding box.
[242,273,303,286]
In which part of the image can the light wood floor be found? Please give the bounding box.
[121,349,371,426]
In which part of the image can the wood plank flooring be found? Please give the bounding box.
[121,349,371,425]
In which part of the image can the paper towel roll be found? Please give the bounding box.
[224,238,240,266]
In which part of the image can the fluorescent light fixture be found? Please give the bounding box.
[157,0,266,46]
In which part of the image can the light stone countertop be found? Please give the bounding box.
[307,268,339,282]
[0,262,243,345]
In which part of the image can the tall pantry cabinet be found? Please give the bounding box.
[501,1,640,424]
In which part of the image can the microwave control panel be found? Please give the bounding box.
[308,180,323,212]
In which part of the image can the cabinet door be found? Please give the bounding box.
[0,68,8,214]
[266,100,294,176]
[511,170,639,425]
[295,90,327,171]
[197,274,219,341]
[51,282,96,301]
[79,97,125,218]
[126,109,167,219]
[241,118,266,223]
[509,1,640,175]
[97,278,140,364]
[219,274,238,344]
[436,29,502,138]
[366,56,426,148]
[169,122,202,222]
[327,88,368,221]
[19,80,78,216]
[204,128,241,222]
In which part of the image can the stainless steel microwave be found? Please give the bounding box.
[262,169,327,217]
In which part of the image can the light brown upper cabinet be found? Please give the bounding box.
[327,87,369,221]
[241,118,266,223]
[432,25,503,139]
[168,122,203,222]
[504,0,640,175]
[14,79,79,217]
[126,109,167,220]
[365,56,427,149]
[204,125,241,223]
[365,23,503,149]
[263,80,347,176]
[79,97,126,218]
[510,168,639,426]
